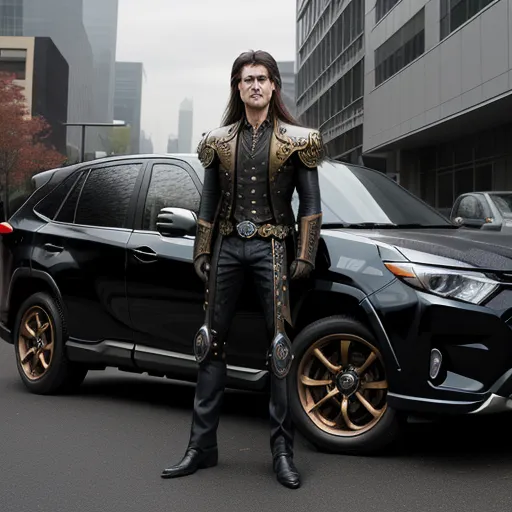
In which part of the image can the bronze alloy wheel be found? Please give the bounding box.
[297,333,388,436]
[17,305,55,381]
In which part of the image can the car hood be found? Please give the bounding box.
[330,228,512,271]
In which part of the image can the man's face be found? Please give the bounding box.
[238,64,275,110]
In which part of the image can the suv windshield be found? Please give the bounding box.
[317,160,452,227]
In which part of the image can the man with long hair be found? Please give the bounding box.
[161,50,323,489]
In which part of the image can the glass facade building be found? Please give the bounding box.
[296,0,365,163]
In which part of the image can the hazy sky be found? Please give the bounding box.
[116,0,298,153]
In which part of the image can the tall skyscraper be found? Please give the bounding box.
[82,0,118,124]
[0,0,96,159]
[140,130,154,154]
[277,61,297,117]
[167,135,179,153]
[114,61,143,154]
[178,98,193,153]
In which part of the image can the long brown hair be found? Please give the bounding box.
[221,50,300,127]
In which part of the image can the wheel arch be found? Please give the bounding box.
[292,284,400,373]
[7,269,66,332]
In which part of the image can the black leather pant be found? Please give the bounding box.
[188,235,294,458]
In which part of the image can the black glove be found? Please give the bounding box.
[290,259,313,280]
[194,254,210,283]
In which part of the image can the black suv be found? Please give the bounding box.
[2,154,512,455]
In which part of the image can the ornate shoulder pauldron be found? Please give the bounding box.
[272,122,325,169]
[197,122,240,169]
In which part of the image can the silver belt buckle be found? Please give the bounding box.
[236,220,257,238]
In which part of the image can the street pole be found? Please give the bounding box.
[80,125,86,163]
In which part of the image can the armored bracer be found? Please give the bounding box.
[296,212,323,268]
[193,219,214,261]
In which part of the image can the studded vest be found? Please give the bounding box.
[234,118,273,224]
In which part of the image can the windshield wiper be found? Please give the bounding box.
[322,222,397,229]
[322,222,458,229]
[393,223,459,229]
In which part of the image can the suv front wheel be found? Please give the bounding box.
[289,315,401,454]
[13,292,88,395]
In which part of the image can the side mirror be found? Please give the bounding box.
[453,216,464,226]
[156,207,197,237]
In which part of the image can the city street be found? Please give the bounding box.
[1,341,512,512]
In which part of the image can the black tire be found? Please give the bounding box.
[289,315,401,455]
[13,292,88,395]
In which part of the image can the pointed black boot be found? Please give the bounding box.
[273,453,301,489]
[161,359,226,479]
[269,372,300,488]
[161,446,218,479]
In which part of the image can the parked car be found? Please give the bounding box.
[2,154,512,455]
[450,191,512,232]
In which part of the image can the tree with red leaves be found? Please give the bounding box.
[0,73,65,219]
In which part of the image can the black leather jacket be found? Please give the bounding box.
[194,116,324,267]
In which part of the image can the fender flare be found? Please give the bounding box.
[292,280,401,371]
[8,268,64,311]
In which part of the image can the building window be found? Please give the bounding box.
[440,0,495,39]
[325,124,363,161]
[376,0,401,23]
[0,48,27,80]
[374,9,425,86]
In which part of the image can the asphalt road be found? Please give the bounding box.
[1,340,512,512]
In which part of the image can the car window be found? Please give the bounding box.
[54,171,87,223]
[143,163,200,231]
[74,163,141,228]
[456,195,484,219]
[33,171,83,220]
[490,193,512,215]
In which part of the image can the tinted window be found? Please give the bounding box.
[55,171,87,223]
[143,163,200,231]
[456,196,484,219]
[318,161,451,226]
[75,163,141,228]
[34,171,82,219]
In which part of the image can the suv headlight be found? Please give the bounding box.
[384,262,499,305]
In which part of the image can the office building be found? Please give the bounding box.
[296,0,365,163]
[82,0,118,124]
[178,98,193,153]
[140,130,154,154]
[0,0,96,158]
[167,135,179,153]
[278,61,297,117]
[363,0,511,214]
[114,61,143,153]
[0,35,69,153]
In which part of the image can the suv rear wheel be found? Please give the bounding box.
[13,292,88,394]
[289,315,401,454]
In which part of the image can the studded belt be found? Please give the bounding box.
[219,220,292,240]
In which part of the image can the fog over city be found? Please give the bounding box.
[116,0,297,153]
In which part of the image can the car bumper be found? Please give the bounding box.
[369,280,512,416]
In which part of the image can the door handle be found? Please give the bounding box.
[44,243,63,253]
[132,246,158,263]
